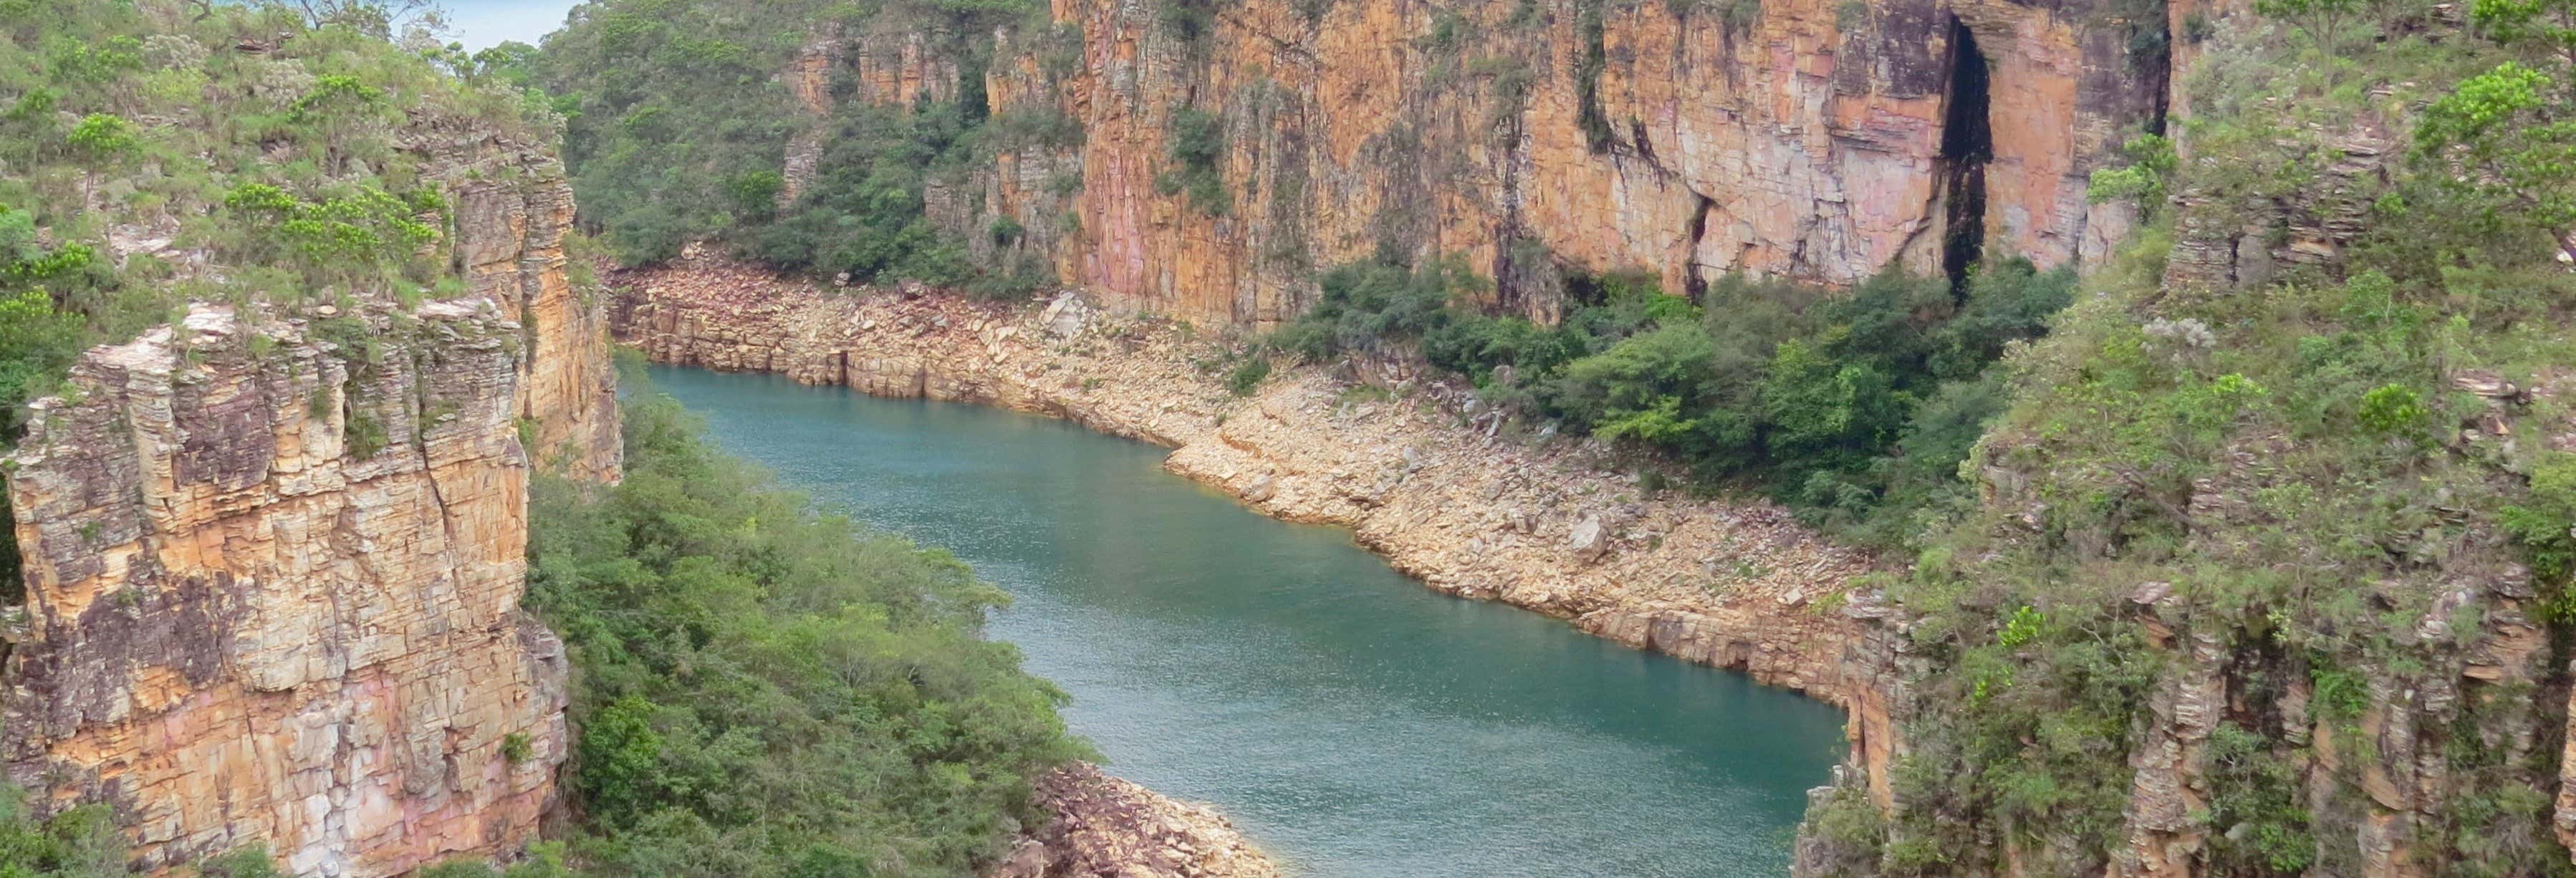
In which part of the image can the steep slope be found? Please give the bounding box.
[4,301,567,877]
[1789,4,2576,875]
[0,4,620,873]
[542,0,2170,328]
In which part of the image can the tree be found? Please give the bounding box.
[2471,0,2576,95]
[64,113,138,208]
[2415,62,2576,257]
[2255,0,2364,56]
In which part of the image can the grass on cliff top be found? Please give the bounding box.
[517,364,1090,877]
[0,0,569,599]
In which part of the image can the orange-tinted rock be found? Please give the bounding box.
[4,302,568,877]
[842,0,2169,328]
[410,119,624,483]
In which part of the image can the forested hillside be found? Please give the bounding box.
[527,0,1054,298]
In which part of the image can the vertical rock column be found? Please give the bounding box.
[431,130,623,483]
[1,302,569,877]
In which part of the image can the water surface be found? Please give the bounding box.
[650,366,1847,877]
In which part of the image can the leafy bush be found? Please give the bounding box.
[0,784,122,877]
[1155,107,1230,215]
[1272,254,2076,546]
[1225,355,1270,395]
[524,375,1088,875]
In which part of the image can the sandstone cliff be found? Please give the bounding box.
[409,117,625,484]
[612,255,1898,790]
[1,301,568,876]
[816,0,2171,327]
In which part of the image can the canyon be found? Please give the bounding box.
[612,253,1904,805]
[0,135,1267,876]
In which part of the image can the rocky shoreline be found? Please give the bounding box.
[610,254,1901,799]
[1000,764,1281,878]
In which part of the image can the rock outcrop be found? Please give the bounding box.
[2,301,569,877]
[991,763,1279,878]
[855,0,2168,327]
[612,256,1889,771]
[408,117,625,484]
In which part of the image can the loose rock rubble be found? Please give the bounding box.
[993,764,1279,878]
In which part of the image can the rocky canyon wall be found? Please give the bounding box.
[0,127,624,874]
[1,301,568,877]
[410,118,625,484]
[817,0,2168,327]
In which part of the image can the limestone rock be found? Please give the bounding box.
[1568,513,1608,564]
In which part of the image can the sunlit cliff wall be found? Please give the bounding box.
[826,0,2171,327]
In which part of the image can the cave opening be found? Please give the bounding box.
[1939,15,1992,295]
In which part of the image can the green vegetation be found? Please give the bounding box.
[532,0,1061,297]
[0,785,121,877]
[0,0,559,599]
[1155,107,1230,216]
[1272,255,2075,546]
[1798,0,2576,870]
[519,370,1087,875]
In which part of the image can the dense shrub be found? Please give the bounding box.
[1271,254,2076,545]
[522,371,1088,876]
[1154,107,1230,215]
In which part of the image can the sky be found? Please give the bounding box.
[440,0,585,51]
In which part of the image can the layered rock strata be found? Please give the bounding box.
[2,301,569,877]
[893,0,2171,327]
[994,763,1280,878]
[408,118,625,483]
[613,256,1893,783]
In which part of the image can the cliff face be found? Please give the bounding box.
[411,119,625,484]
[1,302,567,877]
[885,0,2166,327]
[0,121,623,873]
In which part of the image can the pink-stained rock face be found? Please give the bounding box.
[915,0,2171,328]
[4,302,569,877]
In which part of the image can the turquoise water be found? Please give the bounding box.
[650,366,1847,877]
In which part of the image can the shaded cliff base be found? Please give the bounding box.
[610,254,1897,786]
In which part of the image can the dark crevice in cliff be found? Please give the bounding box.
[1683,194,1714,301]
[1938,16,1992,294]
[1575,0,1615,153]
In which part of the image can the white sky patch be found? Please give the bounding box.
[441,0,582,50]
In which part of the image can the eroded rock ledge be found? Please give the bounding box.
[612,255,1902,793]
[996,764,1279,878]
